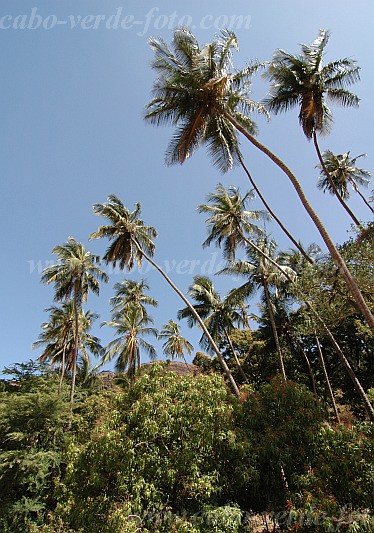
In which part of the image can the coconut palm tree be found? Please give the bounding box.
[102,307,158,383]
[41,237,108,405]
[158,320,194,367]
[221,238,295,380]
[317,150,374,214]
[264,29,363,227]
[33,302,103,395]
[90,195,240,397]
[146,28,374,331]
[178,276,249,383]
[110,279,158,320]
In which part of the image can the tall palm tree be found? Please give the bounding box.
[146,28,374,331]
[317,150,374,214]
[102,307,158,383]
[221,238,295,380]
[264,29,362,227]
[178,276,249,383]
[41,237,108,405]
[110,279,158,320]
[158,320,194,367]
[33,302,103,395]
[90,195,240,397]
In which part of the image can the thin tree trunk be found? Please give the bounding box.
[349,180,374,215]
[313,132,362,228]
[315,334,340,423]
[223,110,374,332]
[291,334,317,397]
[262,277,287,381]
[58,343,67,396]
[70,290,79,405]
[240,304,252,331]
[223,327,249,384]
[133,241,240,398]
[238,231,374,420]
[238,153,313,264]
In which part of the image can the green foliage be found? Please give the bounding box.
[0,375,69,531]
[59,364,237,531]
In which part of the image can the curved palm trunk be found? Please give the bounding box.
[223,327,249,384]
[238,231,374,420]
[313,132,362,228]
[315,334,340,423]
[133,241,240,398]
[223,111,374,333]
[238,153,313,264]
[262,276,287,381]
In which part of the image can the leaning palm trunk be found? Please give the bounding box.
[315,333,340,423]
[262,276,287,380]
[349,180,374,215]
[238,231,374,421]
[238,153,313,264]
[223,110,374,333]
[223,327,249,384]
[313,132,362,228]
[132,240,240,398]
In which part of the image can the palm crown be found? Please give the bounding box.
[198,183,268,260]
[90,195,157,270]
[264,29,360,138]
[145,28,266,172]
[317,150,371,199]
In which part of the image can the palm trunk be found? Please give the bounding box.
[70,289,79,405]
[58,343,67,396]
[223,327,249,384]
[349,179,374,215]
[223,110,374,333]
[238,153,313,264]
[238,231,374,420]
[313,132,362,228]
[315,334,340,423]
[262,277,287,381]
[291,334,317,397]
[240,304,252,331]
[133,241,240,398]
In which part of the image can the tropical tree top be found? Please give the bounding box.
[102,306,158,376]
[158,320,194,360]
[264,29,360,138]
[110,279,158,319]
[317,150,371,198]
[41,237,108,304]
[90,195,157,271]
[145,27,267,172]
[198,183,269,260]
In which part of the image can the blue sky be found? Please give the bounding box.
[1,0,373,372]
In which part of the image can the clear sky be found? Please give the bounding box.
[1,0,373,372]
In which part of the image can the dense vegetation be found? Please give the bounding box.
[1,29,373,532]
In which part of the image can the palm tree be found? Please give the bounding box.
[158,320,194,367]
[33,302,103,395]
[178,276,249,383]
[221,238,295,380]
[110,279,158,320]
[264,29,362,227]
[102,307,158,383]
[90,195,240,397]
[317,150,374,215]
[146,28,374,331]
[41,237,108,405]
